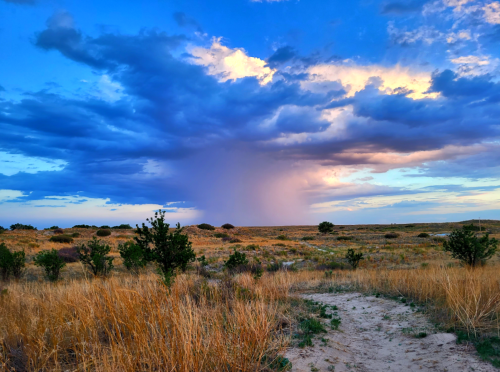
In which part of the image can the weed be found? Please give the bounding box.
[330,317,341,330]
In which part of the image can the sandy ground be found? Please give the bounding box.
[286,292,496,372]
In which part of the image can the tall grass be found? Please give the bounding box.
[0,273,291,371]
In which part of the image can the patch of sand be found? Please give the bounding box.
[286,292,496,372]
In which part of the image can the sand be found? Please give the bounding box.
[285,292,496,372]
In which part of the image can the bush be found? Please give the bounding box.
[444,225,498,267]
[112,224,132,229]
[53,228,64,234]
[73,224,93,229]
[99,225,111,229]
[337,236,353,241]
[10,223,36,231]
[76,237,114,276]
[276,235,288,241]
[49,235,74,243]
[318,221,334,234]
[301,236,314,241]
[246,244,260,250]
[96,229,111,237]
[197,223,215,231]
[118,241,147,273]
[71,232,80,238]
[48,226,59,230]
[58,247,80,263]
[135,210,195,284]
[229,238,242,243]
[224,249,249,271]
[345,248,363,269]
[214,232,229,238]
[417,233,430,238]
[267,262,282,272]
[0,226,5,234]
[34,249,66,281]
[0,243,12,281]
[385,232,400,239]
[221,223,235,230]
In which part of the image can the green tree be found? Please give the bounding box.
[444,225,498,267]
[135,210,195,284]
[77,237,114,276]
[318,221,334,234]
[224,249,249,271]
[0,243,12,281]
[118,241,148,273]
[345,248,364,269]
[34,249,66,281]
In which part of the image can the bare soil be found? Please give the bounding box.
[286,292,496,372]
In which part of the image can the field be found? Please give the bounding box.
[1,220,500,371]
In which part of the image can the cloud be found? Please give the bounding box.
[484,2,500,24]
[381,0,428,14]
[189,38,276,85]
[173,12,203,33]
[266,46,297,68]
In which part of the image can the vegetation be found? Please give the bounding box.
[0,245,26,280]
[33,249,66,281]
[197,223,215,231]
[214,232,229,238]
[384,232,400,239]
[318,221,334,234]
[10,223,36,230]
[444,224,498,267]
[418,232,430,238]
[76,237,114,276]
[345,248,364,269]
[337,236,353,241]
[112,224,133,229]
[135,210,196,284]
[118,241,147,273]
[49,234,74,243]
[72,224,96,228]
[221,223,235,229]
[96,229,112,237]
[224,249,249,270]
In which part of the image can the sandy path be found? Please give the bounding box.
[285,292,496,372]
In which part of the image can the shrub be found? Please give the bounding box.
[100,225,111,229]
[276,235,288,241]
[76,237,114,276]
[118,241,147,273]
[73,224,92,229]
[224,249,249,271]
[385,232,400,239]
[433,237,446,243]
[197,223,215,231]
[444,225,498,267]
[135,210,195,284]
[214,232,229,238]
[10,223,36,231]
[71,232,80,238]
[246,244,260,250]
[267,262,282,272]
[57,247,79,263]
[318,221,334,234]
[112,224,132,229]
[345,248,364,269]
[229,238,242,243]
[337,236,353,241]
[48,226,59,230]
[96,229,111,237]
[49,235,74,243]
[0,243,12,281]
[34,249,66,281]
[53,228,64,234]
[301,236,314,241]
[417,233,430,238]
[0,226,5,234]
[221,223,235,230]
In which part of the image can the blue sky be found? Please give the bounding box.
[0,0,499,228]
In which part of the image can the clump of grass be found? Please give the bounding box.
[301,236,314,241]
[418,232,430,238]
[384,233,399,239]
[49,235,74,243]
[96,229,111,237]
[337,236,353,241]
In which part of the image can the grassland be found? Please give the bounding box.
[1,220,499,370]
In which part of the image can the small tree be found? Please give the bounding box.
[0,243,12,281]
[224,249,249,271]
[318,221,334,234]
[135,210,195,284]
[118,241,147,273]
[34,249,66,281]
[444,225,498,267]
[345,248,363,269]
[77,237,114,276]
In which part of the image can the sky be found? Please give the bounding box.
[0,0,499,228]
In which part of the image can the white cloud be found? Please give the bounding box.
[484,2,500,24]
[189,38,275,85]
[451,55,490,65]
[446,29,472,43]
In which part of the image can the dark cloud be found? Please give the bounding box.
[173,12,203,33]
[266,46,297,68]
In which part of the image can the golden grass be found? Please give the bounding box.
[0,273,292,371]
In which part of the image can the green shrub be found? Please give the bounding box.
[197,223,215,231]
[0,226,5,234]
[77,237,114,276]
[71,232,80,238]
[53,228,64,234]
[0,243,12,281]
[246,244,260,250]
[345,248,364,269]
[301,236,314,241]
[444,225,498,267]
[229,238,242,243]
[96,229,111,237]
[48,226,59,230]
[10,250,25,279]
[221,223,235,230]
[10,223,36,231]
[34,249,66,281]
[276,235,288,241]
[112,224,133,229]
[118,241,147,273]
[100,225,111,229]
[214,232,229,238]
[73,224,93,228]
[318,221,334,234]
[385,232,399,239]
[135,210,195,284]
[337,236,353,241]
[417,233,430,238]
[224,249,248,270]
[49,235,74,243]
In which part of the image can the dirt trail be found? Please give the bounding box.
[286,293,496,372]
